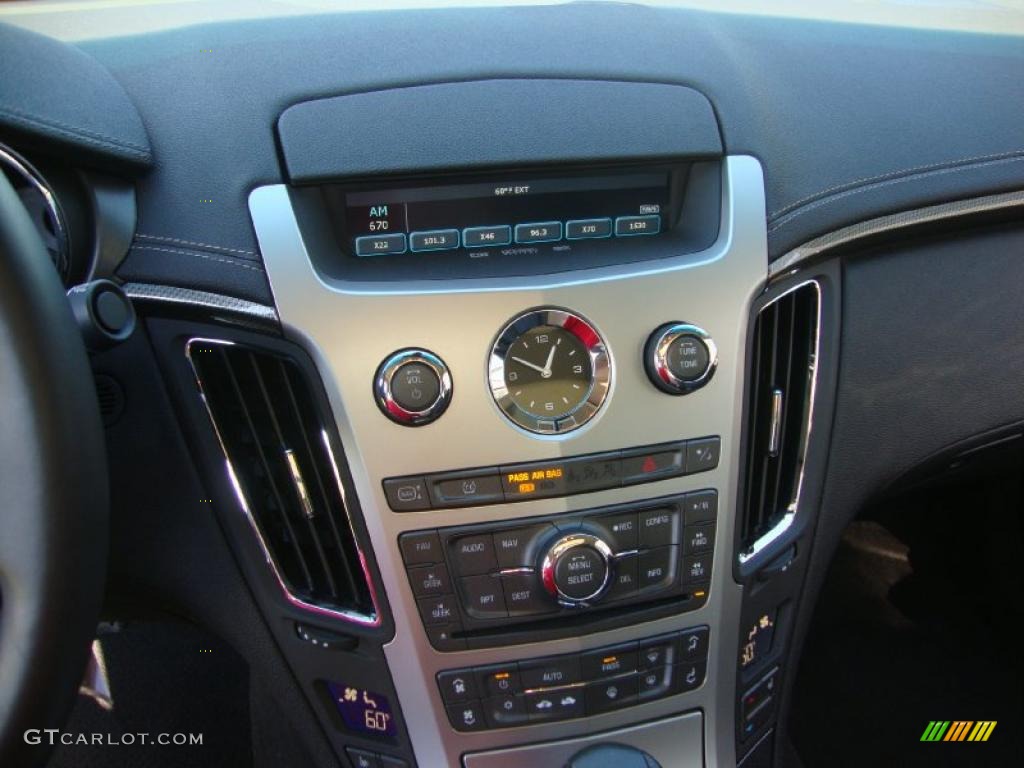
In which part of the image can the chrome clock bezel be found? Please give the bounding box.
[488,307,611,435]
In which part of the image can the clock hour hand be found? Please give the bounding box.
[510,356,548,375]
[542,344,557,377]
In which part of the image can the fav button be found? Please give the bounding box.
[565,218,612,240]
[514,221,562,244]
[409,229,459,252]
[398,530,442,565]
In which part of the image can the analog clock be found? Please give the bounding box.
[489,308,610,434]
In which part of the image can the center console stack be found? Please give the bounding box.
[240,78,772,767]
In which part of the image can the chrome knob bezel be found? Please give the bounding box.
[374,348,453,426]
[645,322,717,395]
[540,533,614,607]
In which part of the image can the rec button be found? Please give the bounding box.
[355,233,407,256]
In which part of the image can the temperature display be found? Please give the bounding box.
[327,681,397,741]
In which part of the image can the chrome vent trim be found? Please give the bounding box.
[186,337,379,626]
[0,142,70,281]
[738,280,821,565]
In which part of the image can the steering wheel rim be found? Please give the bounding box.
[0,172,108,765]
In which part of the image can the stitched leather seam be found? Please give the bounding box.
[0,104,151,158]
[135,233,258,257]
[768,149,1024,221]
[130,244,264,272]
[768,155,1024,233]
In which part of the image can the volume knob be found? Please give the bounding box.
[540,533,614,607]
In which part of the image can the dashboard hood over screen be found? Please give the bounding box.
[0,23,152,172]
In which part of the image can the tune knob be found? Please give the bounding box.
[540,533,614,607]
[374,348,452,426]
[644,322,717,395]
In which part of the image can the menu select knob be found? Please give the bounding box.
[374,348,452,426]
[540,533,614,606]
[644,322,717,395]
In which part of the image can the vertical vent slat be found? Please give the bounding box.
[190,341,375,621]
[740,283,819,558]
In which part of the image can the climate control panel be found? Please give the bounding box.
[398,492,716,650]
[437,625,710,731]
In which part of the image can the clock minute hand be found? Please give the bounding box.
[510,356,548,375]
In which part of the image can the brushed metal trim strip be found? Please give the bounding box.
[770,188,1024,279]
[123,281,279,322]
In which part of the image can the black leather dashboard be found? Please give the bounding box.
[6,5,1024,302]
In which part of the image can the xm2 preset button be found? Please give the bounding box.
[355,233,407,256]
[514,221,562,244]
[565,218,612,240]
[614,215,660,237]
[463,225,512,247]
[410,229,459,252]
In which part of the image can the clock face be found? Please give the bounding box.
[489,309,610,434]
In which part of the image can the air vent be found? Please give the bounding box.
[739,282,820,563]
[188,339,378,625]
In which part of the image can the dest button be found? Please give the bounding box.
[501,571,558,617]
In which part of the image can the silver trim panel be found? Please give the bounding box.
[250,156,768,768]
[123,281,279,322]
[770,188,1024,279]
[463,710,703,767]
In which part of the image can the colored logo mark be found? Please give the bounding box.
[921,721,997,742]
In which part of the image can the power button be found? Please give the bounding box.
[374,348,453,426]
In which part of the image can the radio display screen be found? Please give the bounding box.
[341,170,672,257]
